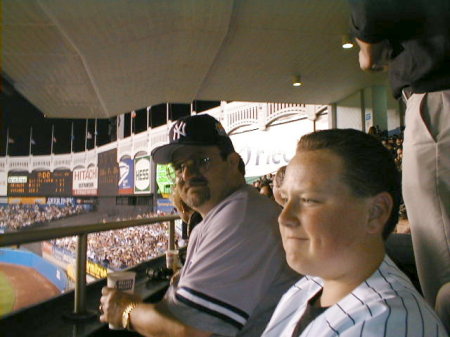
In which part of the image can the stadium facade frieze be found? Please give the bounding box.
[0,102,328,197]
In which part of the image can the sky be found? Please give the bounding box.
[0,78,219,156]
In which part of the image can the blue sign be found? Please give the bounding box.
[157,198,175,214]
[118,158,134,194]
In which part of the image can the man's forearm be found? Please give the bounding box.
[100,287,211,337]
[129,302,209,337]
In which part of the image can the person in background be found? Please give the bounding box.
[367,126,380,140]
[395,204,410,234]
[261,129,447,337]
[171,186,202,241]
[259,182,275,200]
[349,0,450,330]
[273,165,287,207]
[99,114,297,336]
[252,180,261,191]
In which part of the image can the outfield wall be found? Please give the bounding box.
[0,248,67,291]
[42,241,109,282]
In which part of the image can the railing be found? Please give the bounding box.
[0,214,179,319]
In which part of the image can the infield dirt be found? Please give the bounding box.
[0,262,60,314]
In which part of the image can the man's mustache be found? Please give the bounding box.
[184,177,208,187]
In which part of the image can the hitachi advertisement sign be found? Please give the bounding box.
[72,167,98,196]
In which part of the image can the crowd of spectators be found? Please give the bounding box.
[51,211,181,270]
[368,126,404,171]
[0,204,88,232]
[1,202,180,270]
[370,127,409,233]
[252,173,275,195]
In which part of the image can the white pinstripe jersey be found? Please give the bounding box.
[262,256,448,337]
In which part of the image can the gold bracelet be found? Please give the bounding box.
[121,302,137,330]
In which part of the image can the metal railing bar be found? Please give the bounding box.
[75,233,88,314]
[168,220,175,251]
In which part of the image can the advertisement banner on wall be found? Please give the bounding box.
[230,119,313,177]
[0,171,6,196]
[8,197,46,204]
[118,158,134,195]
[98,149,119,196]
[134,156,151,194]
[47,197,76,206]
[86,261,108,279]
[156,164,174,198]
[73,167,98,196]
[156,198,175,214]
[42,242,53,256]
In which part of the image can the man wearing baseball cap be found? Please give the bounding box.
[100,114,297,336]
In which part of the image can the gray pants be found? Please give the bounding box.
[402,90,450,329]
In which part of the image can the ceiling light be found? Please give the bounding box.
[342,34,354,49]
[292,75,302,87]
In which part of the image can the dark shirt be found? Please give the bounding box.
[181,212,202,240]
[291,290,328,337]
[349,0,450,98]
[188,211,202,237]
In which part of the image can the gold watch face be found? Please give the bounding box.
[122,303,136,330]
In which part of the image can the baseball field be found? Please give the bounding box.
[0,266,15,316]
[0,262,60,316]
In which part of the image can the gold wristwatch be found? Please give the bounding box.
[122,302,137,330]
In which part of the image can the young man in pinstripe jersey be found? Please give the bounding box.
[262,129,447,337]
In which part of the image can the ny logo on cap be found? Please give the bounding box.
[172,121,187,141]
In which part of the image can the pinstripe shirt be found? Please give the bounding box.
[262,256,447,337]
[164,185,298,336]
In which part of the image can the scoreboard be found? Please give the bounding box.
[8,171,72,196]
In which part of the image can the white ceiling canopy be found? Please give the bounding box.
[2,0,387,119]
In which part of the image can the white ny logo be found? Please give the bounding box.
[172,121,187,141]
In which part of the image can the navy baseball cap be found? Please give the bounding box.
[151,114,235,164]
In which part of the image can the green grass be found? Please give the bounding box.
[0,269,15,316]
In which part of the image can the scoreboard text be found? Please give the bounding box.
[8,171,72,196]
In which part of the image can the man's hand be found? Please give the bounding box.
[99,287,142,328]
[355,38,389,72]
[99,287,212,337]
[170,270,181,286]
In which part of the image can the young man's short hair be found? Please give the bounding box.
[297,128,401,240]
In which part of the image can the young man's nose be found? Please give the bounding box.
[278,201,300,228]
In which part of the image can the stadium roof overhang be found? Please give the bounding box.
[2,0,388,119]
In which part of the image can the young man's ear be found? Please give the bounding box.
[367,192,393,234]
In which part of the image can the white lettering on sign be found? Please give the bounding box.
[73,168,98,195]
[172,122,187,141]
[230,118,315,177]
[240,147,292,167]
[134,156,150,193]
[8,176,28,183]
